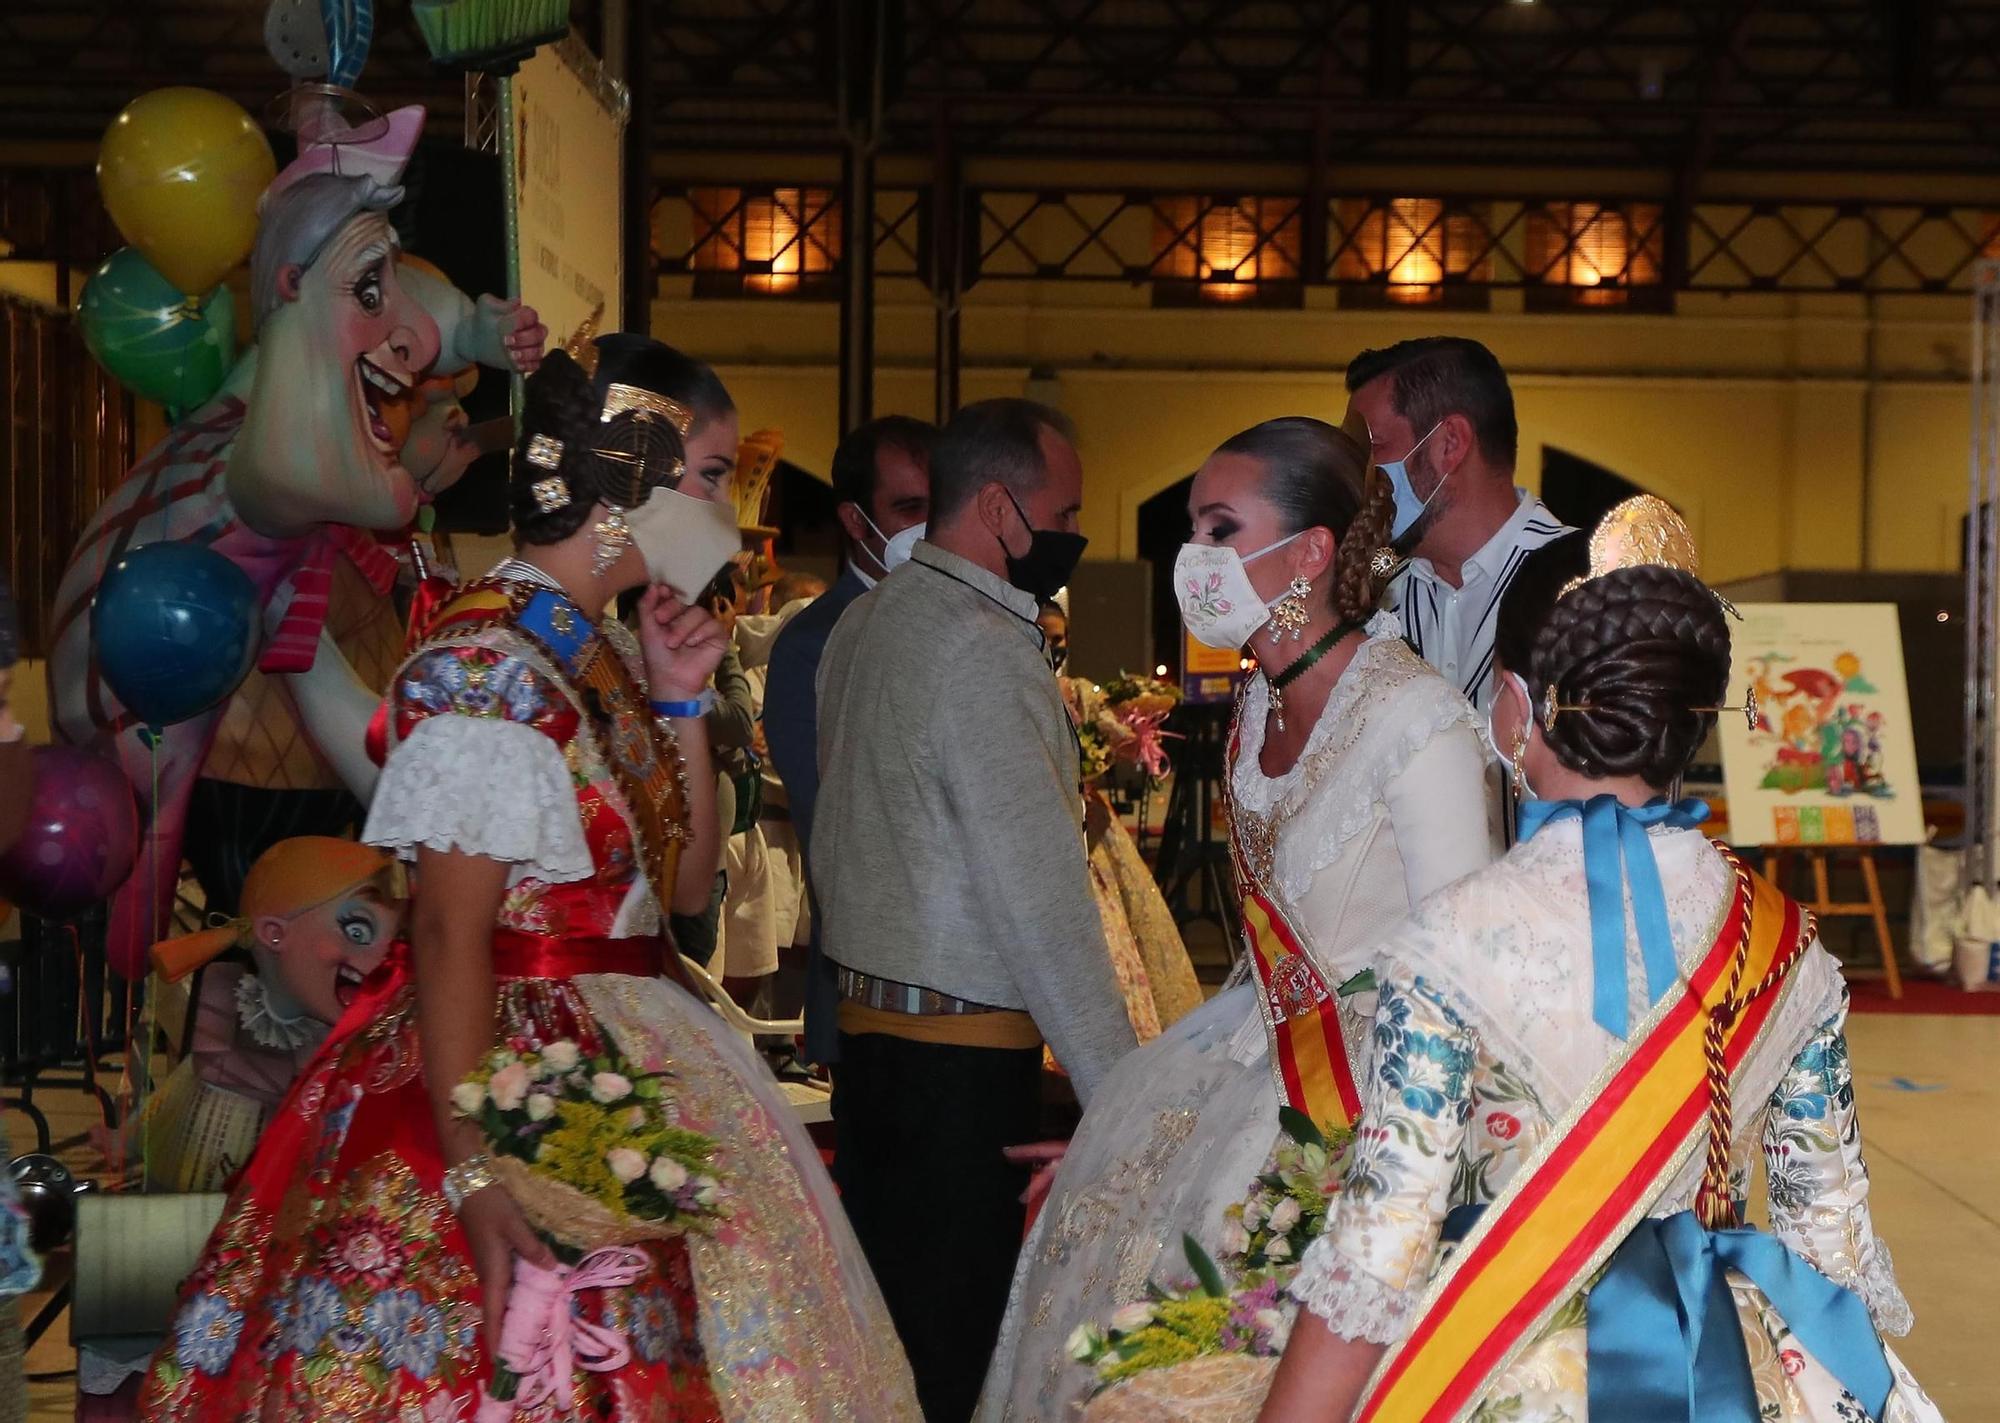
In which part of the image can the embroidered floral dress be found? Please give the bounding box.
[977,624,1498,1422]
[1289,821,1943,1423]
[139,566,920,1423]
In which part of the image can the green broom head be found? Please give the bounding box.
[413,0,571,72]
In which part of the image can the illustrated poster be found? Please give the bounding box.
[1719,603,1923,846]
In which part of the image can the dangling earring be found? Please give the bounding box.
[593,509,633,575]
[1267,576,1313,642]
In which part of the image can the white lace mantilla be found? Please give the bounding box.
[363,714,594,884]
[1232,630,1479,903]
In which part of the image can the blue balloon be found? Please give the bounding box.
[91,542,261,728]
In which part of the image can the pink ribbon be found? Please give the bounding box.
[477,1247,652,1419]
[1118,711,1178,778]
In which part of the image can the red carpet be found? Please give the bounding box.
[1847,977,2000,1015]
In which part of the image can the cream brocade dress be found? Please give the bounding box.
[1287,824,1944,1423]
[977,625,1500,1422]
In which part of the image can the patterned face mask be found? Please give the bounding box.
[1172,532,1303,650]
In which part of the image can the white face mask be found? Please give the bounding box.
[622,486,742,600]
[1172,532,1303,650]
[1484,670,1536,798]
[854,509,924,584]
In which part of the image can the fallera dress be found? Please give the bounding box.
[138,563,920,1422]
[979,623,1498,1421]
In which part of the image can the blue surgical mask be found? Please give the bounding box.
[1379,420,1446,540]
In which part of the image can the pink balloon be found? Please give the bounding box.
[0,746,140,920]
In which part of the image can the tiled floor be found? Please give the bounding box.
[11,1010,1995,1420]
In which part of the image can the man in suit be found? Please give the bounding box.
[762,415,936,1067]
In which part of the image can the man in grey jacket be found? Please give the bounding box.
[814,398,1137,1421]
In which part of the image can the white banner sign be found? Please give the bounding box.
[511,37,627,341]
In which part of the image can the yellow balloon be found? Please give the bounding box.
[98,87,277,298]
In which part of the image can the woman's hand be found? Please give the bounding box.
[1004,1140,1069,1214]
[458,1185,556,1353]
[638,584,729,699]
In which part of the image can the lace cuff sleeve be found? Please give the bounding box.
[1762,988,1914,1337]
[1288,1232,1414,1344]
[364,715,593,882]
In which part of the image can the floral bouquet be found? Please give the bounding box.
[1067,1109,1351,1395]
[453,1037,725,1248]
[454,1038,725,1419]
[1061,674,1184,785]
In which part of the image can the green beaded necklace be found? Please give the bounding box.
[1267,618,1364,731]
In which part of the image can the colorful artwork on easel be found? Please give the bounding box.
[1718,603,1924,847]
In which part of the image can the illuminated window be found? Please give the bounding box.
[1525,202,1666,309]
[687,187,841,298]
[1332,198,1492,308]
[1151,197,1303,307]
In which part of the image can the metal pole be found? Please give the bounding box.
[499,74,523,424]
[620,0,653,332]
[837,0,884,434]
[1966,261,2000,890]
[930,106,960,423]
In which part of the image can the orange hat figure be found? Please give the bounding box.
[138,837,405,1193]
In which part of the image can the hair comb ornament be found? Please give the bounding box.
[1368,546,1401,580]
[601,383,695,437]
[561,305,603,380]
[1557,494,1698,601]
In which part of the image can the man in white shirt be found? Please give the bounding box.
[1345,337,1571,711]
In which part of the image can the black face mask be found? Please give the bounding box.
[999,489,1088,602]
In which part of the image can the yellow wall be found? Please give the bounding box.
[655,280,1977,584]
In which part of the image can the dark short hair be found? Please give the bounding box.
[830,415,937,515]
[929,398,1077,524]
[1345,336,1517,472]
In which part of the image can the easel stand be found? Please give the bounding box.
[1155,703,1237,937]
[1761,846,1903,998]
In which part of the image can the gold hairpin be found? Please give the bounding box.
[1543,682,1761,733]
[561,304,603,380]
[1542,684,1587,734]
[1692,684,1761,732]
[1368,546,1400,580]
[525,434,563,470]
[601,383,694,437]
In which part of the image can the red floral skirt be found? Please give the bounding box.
[137,965,724,1422]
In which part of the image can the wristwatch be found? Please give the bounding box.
[650,689,718,719]
[442,1154,497,1212]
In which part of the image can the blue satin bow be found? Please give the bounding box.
[1517,795,1709,1038]
[1587,1211,1893,1423]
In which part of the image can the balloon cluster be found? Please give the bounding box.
[0,545,258,921]
[81,87,275,417]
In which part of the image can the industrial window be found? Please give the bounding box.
[1525,202,1667,310]
[1331,198,1493,309]
[1150,196,1304,307]
[686,186,841,298]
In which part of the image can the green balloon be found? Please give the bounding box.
[78,247,236,417]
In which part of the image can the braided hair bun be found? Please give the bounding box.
[510,350,689,546]
[1213,417,1397,624]
[1529,563,1732,789]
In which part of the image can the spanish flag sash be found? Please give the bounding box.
[1223,703,1363,1134]
[1351,849,1812,1423]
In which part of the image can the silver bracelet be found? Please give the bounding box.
[442,1154,497,1212]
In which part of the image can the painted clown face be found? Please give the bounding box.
[232,210,442,538]
[251,874,403,1026]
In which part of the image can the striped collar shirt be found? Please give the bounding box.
[1389,491,1571,711]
